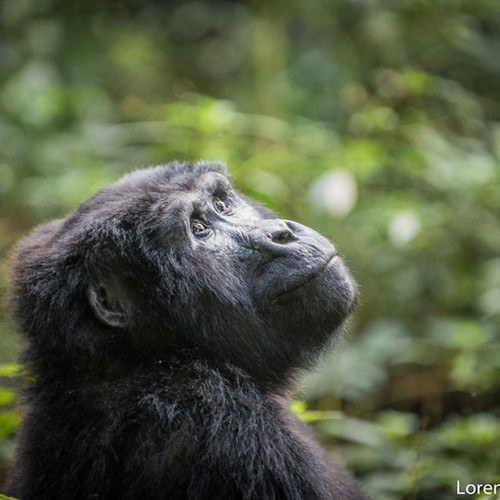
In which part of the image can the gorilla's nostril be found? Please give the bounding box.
[267,229,295,244]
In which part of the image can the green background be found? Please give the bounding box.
[0,1,499,498]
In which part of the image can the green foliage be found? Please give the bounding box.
[0,366,21,442]
[1,0,499,498]
[0,365,20,493]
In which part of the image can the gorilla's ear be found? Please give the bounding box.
[87,279,131,328]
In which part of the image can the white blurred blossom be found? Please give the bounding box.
[388,211,421,246]
[309,170,358,218]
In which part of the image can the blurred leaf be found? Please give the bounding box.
[0,411,18,440]
[0,365,21,377]
[317,416,383,447]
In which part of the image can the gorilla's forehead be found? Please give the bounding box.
[164,170,233,206]
[116,161,227,196]
[146,168,236,224]
[74,161,229,223]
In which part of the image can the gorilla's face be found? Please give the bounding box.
[16,161,356,387]
[165,169,357,338]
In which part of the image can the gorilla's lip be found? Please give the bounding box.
[273,251,338,300]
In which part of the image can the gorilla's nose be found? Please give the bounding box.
[264,221,297,245]
[251,219,299,254]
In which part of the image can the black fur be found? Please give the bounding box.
[7,161,368,499]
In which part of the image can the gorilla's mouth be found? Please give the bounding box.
[273,252,338,300]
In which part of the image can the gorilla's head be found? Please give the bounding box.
[12,161,356,387]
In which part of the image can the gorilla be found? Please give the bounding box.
[7,161,368,500]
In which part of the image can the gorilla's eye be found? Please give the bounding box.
[191,220,208,236]
[214,199,228,214]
